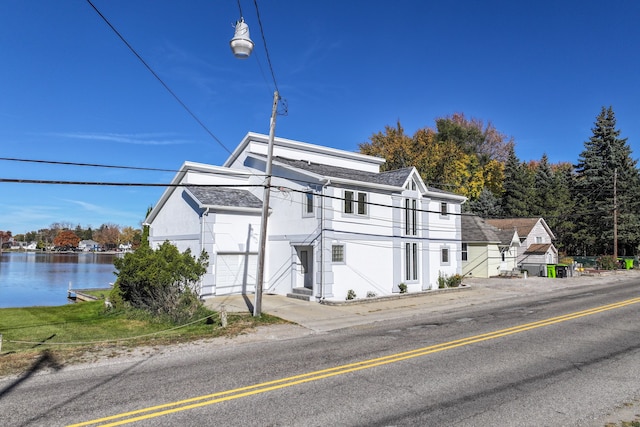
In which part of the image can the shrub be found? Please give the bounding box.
[398,283,407,293]
[597,255,618,270]
[113,241,209,323]
[366,291,377,298]
[437,272,447,289]
[446,274,463,288]
[346,289,356,300]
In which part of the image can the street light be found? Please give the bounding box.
[230,18,254,59]
[231,18,278,317]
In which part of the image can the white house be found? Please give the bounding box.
[461,214,520,278]
[145,133,467,302]
[485,217,558,276]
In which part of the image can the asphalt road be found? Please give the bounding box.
[1,279,639,426]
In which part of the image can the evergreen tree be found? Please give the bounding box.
[532,154,554,216]
[501,144,530,217]
[466,187,503,217]
[573,106,640,255]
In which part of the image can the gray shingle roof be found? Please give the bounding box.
[273,156,413,187]
[185,186,263,209]
[461,214,501,243]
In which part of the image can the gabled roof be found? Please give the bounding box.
[485,217,555,240]
[145,161,255,224]
[184,186,262,209]
[268,156,466,200]
[461,214,500,243]
[272,156,413,186]
[524,243,555,255]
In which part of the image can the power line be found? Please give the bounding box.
[252,0,279,94]
[0,157,178,173]
[86,0,232,155]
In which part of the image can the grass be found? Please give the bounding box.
[0,301,285,377]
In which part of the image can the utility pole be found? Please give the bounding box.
[613,167,618,260]
[254,91,279,317]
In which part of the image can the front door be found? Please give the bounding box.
[296,246,313,289]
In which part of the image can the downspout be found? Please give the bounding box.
[200,208,210,296]
[320,179,331,301]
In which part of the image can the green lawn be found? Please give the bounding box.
[0,301,284,376]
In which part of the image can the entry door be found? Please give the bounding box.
[297,247,313,289]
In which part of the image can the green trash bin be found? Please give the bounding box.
[624,258,634,270]
[546,264,556,278]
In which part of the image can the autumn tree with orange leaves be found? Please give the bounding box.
[53,230,80,248]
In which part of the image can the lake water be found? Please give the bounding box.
[0,252,121,308]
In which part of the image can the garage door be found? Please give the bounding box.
[215,253,258,295]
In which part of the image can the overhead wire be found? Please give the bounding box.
[86,0,233,155]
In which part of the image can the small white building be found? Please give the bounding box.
[461,214,520,278]
[146,133,467,302]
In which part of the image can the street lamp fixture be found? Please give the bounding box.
[230,18,254,59]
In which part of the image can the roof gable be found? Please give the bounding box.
[485,217,555,239]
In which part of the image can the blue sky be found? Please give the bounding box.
[1,1,639,236]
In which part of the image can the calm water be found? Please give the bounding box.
[0,252,120,308]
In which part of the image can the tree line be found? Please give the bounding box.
[2,222,142,250]
[359,107,639,257]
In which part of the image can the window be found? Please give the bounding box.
[357,192,367,215]
[440,202,448,216]
[332,245,345,263]
[344,190,367,215]
[441,247,450,264]
[461,243,468,261]
[535,236,542,243]
[303,192,314,216]
[404,199,417,235]
[405,242,418,281]
[344,191,354,214]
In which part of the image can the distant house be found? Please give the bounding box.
[145,132,467,302]
[78,240,99,252]
[119,243,132,252]
[484,217,558,276]
[461,215,520,278]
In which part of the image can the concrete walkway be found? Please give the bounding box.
[204,270,640,333]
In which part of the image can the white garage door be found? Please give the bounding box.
[215,253,258,295]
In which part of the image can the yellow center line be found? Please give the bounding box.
[68,296,640,427]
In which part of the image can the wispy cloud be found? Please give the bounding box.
[48,132,190,146]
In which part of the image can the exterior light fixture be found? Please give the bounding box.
[230,18,254,59]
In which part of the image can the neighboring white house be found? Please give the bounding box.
[461,214,520,278]
[145,132,467,302]
[78,239,100,252]
[485,217,558,276]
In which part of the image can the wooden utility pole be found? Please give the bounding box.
[613,167,618,260]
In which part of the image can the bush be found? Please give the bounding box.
[437,272,447,289]
[446,274,463,288]
[113,241,209,323]
[346,289,356,300]
[597,255,618,270]
[398,283,407,293]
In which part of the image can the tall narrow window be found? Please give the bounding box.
[357,192,367,215]
[304,192,314,216]
[405,242,418,281]
[461,243,468,261]
[344,191,354,214]
[405,199,417,235]
[440,202,448,216]
[441,247,449,264]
